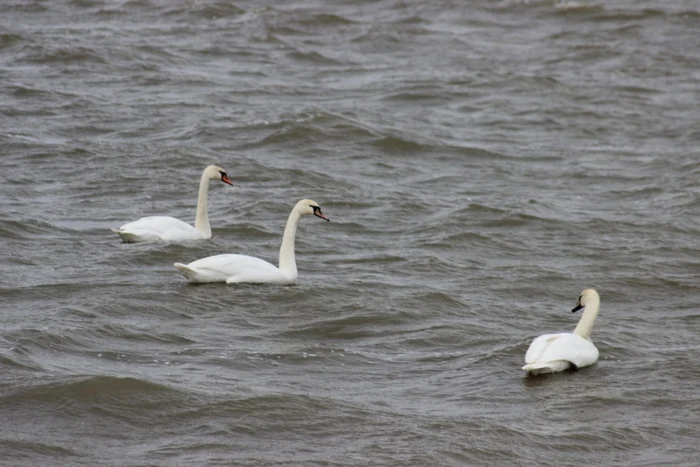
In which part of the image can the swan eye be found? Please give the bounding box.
[219,171,227,177]
[312,206,320,213]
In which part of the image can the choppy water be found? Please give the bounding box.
[1,0,700,465]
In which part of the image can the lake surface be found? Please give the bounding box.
[1,0,699,465]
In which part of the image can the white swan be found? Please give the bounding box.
[522,289,601,375]
[111,165,233,243]
[174,199,329,284]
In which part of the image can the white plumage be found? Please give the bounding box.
[174,199,329,285]
[523,289,601,375]
[112,165,232,243]
[176,254,294,285]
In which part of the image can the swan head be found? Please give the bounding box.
[204,165,233,186]
[295,199,329,221]
[572,288,599,313]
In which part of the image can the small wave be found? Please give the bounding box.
[370,135,441,154]
[296,13,357,27]
[566,7,668,21]
[285,48,345,65]
[380,90,452,103]
[0,33,25,50]
[13,329,89,354]
[477,211,560,229]
[0,375,184,409]
[461,203,508,216]
[92,323,196,345]
[334,253,408,265]
[120,0,156,9]
[611,84,662,96]
[20,45,107,65]
[243,345,365,366]
[8,84,60,99]
[178,391,381,423]
[674,10,700,19]
[415,228,494,246]
[0,351,43,371]
[554,1,602,13]
[215,223,281,241]
[0,439,78,464]
[249,122,330,147]
[281,310,419,340]
[67,0,107,7]
[235,111,380,150]
[163,2,245,20]
[262,11,358,39]
[0,218,63,240]
[7,2,48,13]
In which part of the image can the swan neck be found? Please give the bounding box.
[194,171,211,237]
[573,298,600,339]
[278,208,301,277]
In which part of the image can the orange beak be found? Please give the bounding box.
[221,174,233,186]
[314,211,330,221]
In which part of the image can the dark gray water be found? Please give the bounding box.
[1,0,700,465]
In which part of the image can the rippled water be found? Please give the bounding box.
[1,0,700,465]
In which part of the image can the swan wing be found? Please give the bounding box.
[176,254,292,284]
[115,216,203,242]
[524,333,561,363]
[525,333,599,368]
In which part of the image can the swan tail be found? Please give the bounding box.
[522,360,572,375]
[174,263,200,282]
[112,228,140,243]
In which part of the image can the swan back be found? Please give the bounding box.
[525,332,598,369]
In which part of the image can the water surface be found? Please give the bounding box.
[1,0,699,465]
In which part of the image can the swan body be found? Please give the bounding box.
[112,165,232,243]
[175,255,294,284]
[523,289,601,375]
[113,216,209,243]
[523,332,599,374]
[174,199,329,284]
